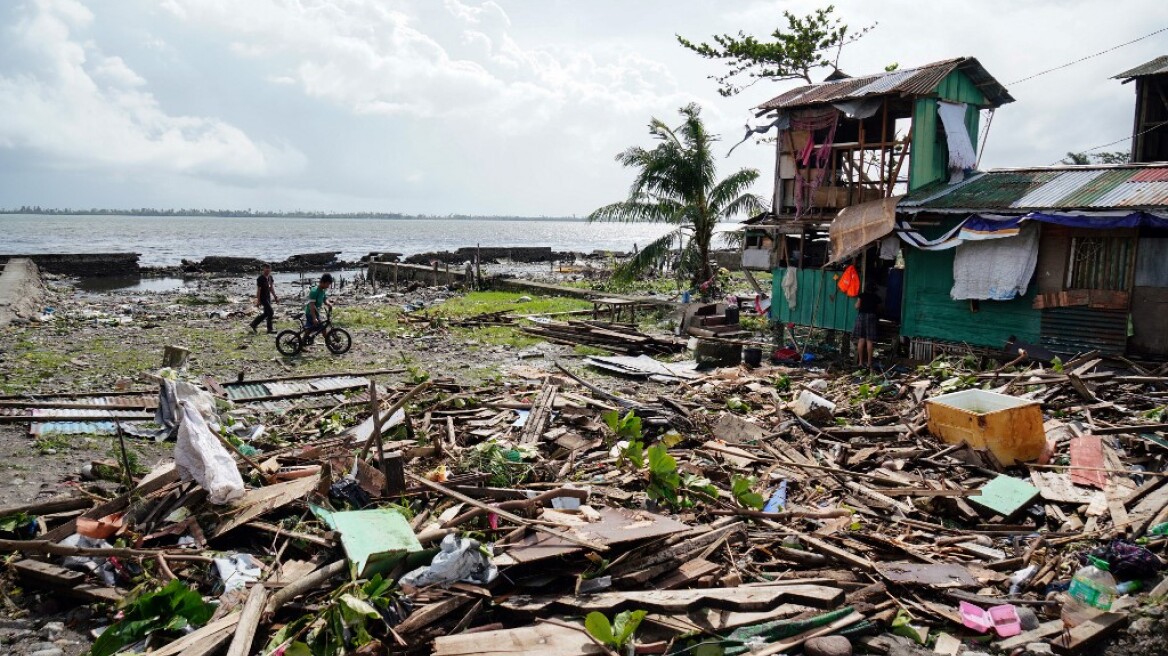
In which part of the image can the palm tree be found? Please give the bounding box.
[589,103,764,289]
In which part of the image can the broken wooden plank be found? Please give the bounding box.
[394,594,473,635]
[210,474,321,539]
[1051,612,1128,654]
[877,562,977,588]
[12,559,122,603]
[500,583,845,615]
[520,383,558,445]
[434,621,604,656]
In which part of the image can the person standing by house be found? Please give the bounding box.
[853,282,882,370]
[249,263,278,334]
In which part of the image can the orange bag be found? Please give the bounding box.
[837,265,860,297]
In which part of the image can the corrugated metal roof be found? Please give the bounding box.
[900,164,1168,212]
[758,57,1014,112]
[1113,56,1168,80]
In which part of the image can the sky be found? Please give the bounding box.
[0,0,1165,216]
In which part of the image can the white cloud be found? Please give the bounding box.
[0,0,303,177]
[159,0,698,134]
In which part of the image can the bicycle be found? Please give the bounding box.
[276,307,352,356]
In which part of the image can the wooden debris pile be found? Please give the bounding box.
[0,352,1166,656]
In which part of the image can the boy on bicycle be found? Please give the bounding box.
[303,273,333,343]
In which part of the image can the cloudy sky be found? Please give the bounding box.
[0,0,1165,216]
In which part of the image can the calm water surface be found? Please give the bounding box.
[1,214,735,267]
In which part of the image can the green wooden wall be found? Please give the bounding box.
[771,268,858,331]
[908,71,987,191]
[900,245,1041,348]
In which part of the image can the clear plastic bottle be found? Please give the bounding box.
[1061,556,1117,627]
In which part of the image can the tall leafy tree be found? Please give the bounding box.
[589,104,764,288]
[677,5,874,96]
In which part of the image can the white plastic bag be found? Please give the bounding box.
[174,400,245,504]
[399,534,497,589]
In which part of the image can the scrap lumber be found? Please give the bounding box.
[224,584,268,656]
[500,583,845,614]
[520,383,558,444]
[433,622,606,656]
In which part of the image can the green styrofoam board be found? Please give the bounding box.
[970,475,1040,517]
[312,505,423,578]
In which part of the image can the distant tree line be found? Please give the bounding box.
[0,206,579,221]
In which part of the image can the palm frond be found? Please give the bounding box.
[587,198,685,224]
[708,168,761,214]
[612,228,685,285]
[717,193,766,221]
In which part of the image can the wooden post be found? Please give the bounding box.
[393,263,399,289]
[433,262,439,287]
[382,451,405,496]
[368,382,389,493]
[113,422,134,490]
[162,346,190,369]
[475,243,482,290]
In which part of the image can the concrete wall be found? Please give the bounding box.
[0,259,46,327]
[368,261,472,286]
[0,253,140,277]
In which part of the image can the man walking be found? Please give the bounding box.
[250,263,278,334]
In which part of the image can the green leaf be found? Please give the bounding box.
[647,444,677,476]
[731,476,765,509]
[613,609,647,647]
[585,612,616,646]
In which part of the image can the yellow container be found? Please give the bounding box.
[925,389,1045,465]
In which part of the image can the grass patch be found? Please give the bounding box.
[573,344,612,357]
[434,292,592,319]
[34,435,72,453]
[175,293,229,306]
[453,326,541,350]
[335,306,402,331]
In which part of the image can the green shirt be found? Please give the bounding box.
[306,286,328,315]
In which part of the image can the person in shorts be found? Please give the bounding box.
[853,282,881,370]
[303,273,333,344]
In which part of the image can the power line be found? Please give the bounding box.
[1045,122,1166,166]
[1007,25,1168,85]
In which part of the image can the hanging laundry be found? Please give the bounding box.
[782,266,799,310]
[951,223,1039,301]
[837,264,861,297]
[937,101,977,178]
[879,236,900,261]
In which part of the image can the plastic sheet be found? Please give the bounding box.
[174,400,244,505]
[399,534,497,589]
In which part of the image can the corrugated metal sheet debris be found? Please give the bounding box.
[1041,307,1129,356]
[758,57,1013,112]
[901,164,1168,212]
[224,376,369,401]
[31,421,120,436]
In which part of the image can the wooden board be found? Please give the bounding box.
[1070,436,1107,489]
[210,474,320,538]
[1051,612,1127,654]
[493,507,688,566]
[13,558,122,603]
[969,475,1040,517]
[499,583,844,615]
[434,622,605,656]
[646,603,817,634]
[877,562,977,588]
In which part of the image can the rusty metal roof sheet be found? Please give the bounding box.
[900,164,1168,212]
[758,57,1013,112]
[1113,56,1168,80]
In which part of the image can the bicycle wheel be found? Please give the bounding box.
[276,330,302,356]
[325,328,352,354]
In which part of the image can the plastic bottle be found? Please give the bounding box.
[1061,556,1117,627]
